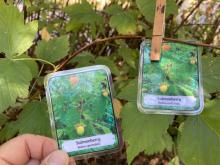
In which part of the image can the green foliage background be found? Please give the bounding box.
[0,0,220,165]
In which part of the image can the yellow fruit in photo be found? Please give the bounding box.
[75,124,85,135]
[160,83,169,93]
[102,89,109,97]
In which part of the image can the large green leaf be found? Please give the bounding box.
[178,100,220,165]
[0,113,8,126]
[122,102,173,164]
[0,3,38,58]
[105,4,124,15]
[16,101,51,136]
[118,45,138,69]
[0,121,19,142]
[95,56,120,76]
[19,54,39,77]
[117,79,138,102]
[109,10,137,35]
[0,59,32,113]
[0,101,51,142]
[69,51,95,67]
[64,1,103,32]
[202,55,220,93]
[136,0,178,23]
[35,35,69,63]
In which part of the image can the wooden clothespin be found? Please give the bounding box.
[150,0,166,61]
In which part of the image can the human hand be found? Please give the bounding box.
[0,134,76,165]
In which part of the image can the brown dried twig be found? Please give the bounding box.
[54,35,220,71]
[173,0,205,34]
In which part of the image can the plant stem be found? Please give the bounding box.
[29,64,44,97]
[55,35,220,71]
[12,58,56,69]
[173,0,205,34]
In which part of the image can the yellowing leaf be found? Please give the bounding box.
[40,27,51,41]
[113,99,122,119]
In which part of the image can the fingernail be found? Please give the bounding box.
[47,150,68,165]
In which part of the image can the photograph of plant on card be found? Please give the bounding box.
[47,68,119,156]
[139,42,203,113]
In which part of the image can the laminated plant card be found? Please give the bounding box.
[137,41,204,115]
[44,65,121,158]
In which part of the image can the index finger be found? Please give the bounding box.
[0,134,57,165]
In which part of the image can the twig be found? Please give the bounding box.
[54,35,220,71]
[29,64,44,97]
[173,0,205,34]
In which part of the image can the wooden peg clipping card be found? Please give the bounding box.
[150,0,166,61]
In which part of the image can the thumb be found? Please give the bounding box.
[40,150,69,165]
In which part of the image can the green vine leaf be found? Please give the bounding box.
[16,101,51,136]
[117,79,138,102]
[0,59,32,113]
[105,4,124,15]
[0,101,51,142]
[202,55,220,93]
[35,35,69,63]
[178,100,220,165]
[0,113,8,126]
[18,54,39,77]
[95,57,120,76]
[64,1,103,32]
[136,0,178,23]
[0,3,38,58]
[0,121,19,142]
[122,102,173,164]
[109,10,137,35]
[118,44,138,69]
[69,51,95,67]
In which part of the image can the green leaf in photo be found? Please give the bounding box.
[122,102,173,164]
[178,100,220,165]
[0,3,38,58]
[0,59,32,113]
[35,35,69,63]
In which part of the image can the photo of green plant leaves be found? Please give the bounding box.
[140,42,201,111]
[48,69,119,156]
